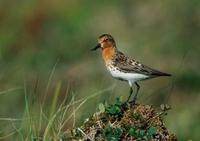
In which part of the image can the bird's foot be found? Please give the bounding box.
[122,102,129,110]
[129,98,137,105]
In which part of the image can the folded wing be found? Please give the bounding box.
[114,51,171,77]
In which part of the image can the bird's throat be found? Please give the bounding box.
[102,47,115,64]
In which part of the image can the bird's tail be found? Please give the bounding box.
[153,71,172,77]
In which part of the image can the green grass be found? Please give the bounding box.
[0,82,115,140]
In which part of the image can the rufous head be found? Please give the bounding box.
[91,34,116,51]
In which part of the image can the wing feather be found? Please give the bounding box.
[113,51,171,76]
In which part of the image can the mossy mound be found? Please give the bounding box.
[69,99,177,141]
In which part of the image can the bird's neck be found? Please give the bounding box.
[102,47,116,64]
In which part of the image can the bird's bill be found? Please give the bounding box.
[91,43,101,51]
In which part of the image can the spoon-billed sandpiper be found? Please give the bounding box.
[91,34,171,103]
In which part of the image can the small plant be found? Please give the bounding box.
[128,126,157,140]
[103,125,123,141]
[105,97,123,118]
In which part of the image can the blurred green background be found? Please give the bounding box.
[0,0,200,140]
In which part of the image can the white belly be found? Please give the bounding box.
[107,66,149,83]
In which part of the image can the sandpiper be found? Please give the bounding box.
[91,34,171,103]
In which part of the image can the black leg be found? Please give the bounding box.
[132,82,140,103]
[126,87,133,102]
